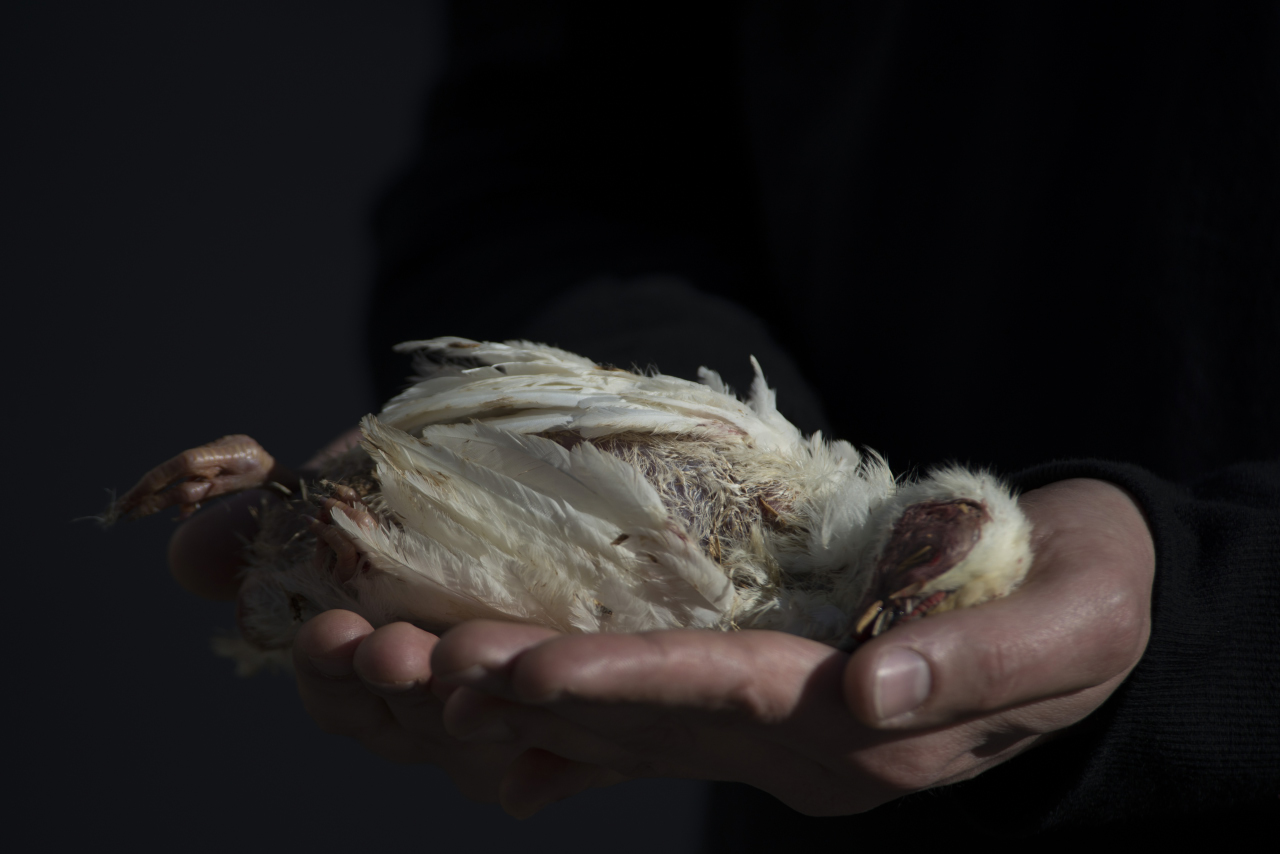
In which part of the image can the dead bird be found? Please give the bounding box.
[106,338,1032,672]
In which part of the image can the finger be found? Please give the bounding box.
[352,621,440,691]
[167,490,268,600]
[448,678,870,816]
[507,629,840,718]
[293,609,384,736]
[430,620,565,699]
[348,620,476,765]
[502,632,868,790]
[439,627,886,812]
[440,686,519,742]
[434,624,763,705]
[439,625,848,742]
[499,749,628,819]
[446,681,786,784]
[434,627,803,754]
[846,478,1155,729]
[307,619,525,796]
[442,685,634,766]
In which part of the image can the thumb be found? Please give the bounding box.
[167,489,266,600]
[844,478,1154,729]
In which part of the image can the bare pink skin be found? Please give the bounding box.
[309,486,378,583]
[851,498,991,645]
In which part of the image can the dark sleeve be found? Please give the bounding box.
[943,458,1280,836]
[366,1,827,434]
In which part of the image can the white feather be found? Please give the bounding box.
[224,337,1032,667]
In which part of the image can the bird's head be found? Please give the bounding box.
[847,496,1029,646]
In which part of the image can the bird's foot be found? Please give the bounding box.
[104,434,292,524]
[308,485,377,582]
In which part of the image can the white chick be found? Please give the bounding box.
[108,338,1032,673]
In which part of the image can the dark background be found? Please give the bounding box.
[4,2,706,849]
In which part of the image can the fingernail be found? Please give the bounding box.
[873,648,931,721]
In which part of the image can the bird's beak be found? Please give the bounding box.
[853,598,893,641]
[851,581,953,645]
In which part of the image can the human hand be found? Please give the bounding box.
[170,453,1154,817]
[165,427,530,803]
[290,611,540,803]
[408,477,1155,816]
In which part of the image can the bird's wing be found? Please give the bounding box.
[382,338,805,454]
[332,416,735,635]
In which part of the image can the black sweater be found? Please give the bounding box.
[366,1,1280,844]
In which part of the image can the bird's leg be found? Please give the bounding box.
[308,484,376,583]
[106,434,295,524]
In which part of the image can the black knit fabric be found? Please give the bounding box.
[367,1,1280,841]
